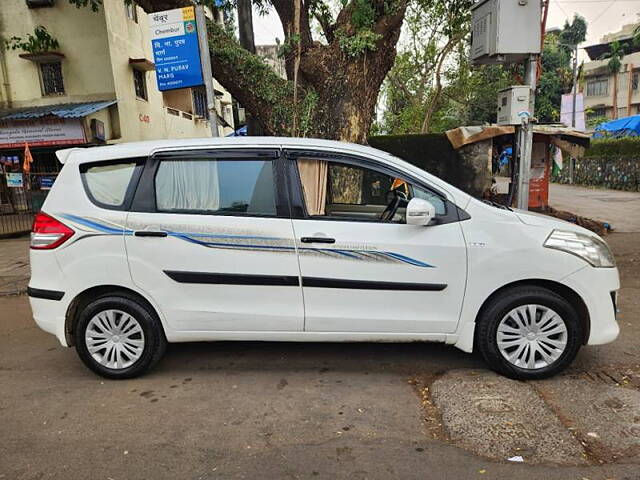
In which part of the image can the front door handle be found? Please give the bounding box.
[300,236,335,244]
[134,231,168,237]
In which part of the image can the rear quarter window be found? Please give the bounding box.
[80,159,141,209]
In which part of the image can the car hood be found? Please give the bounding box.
[513,208,596,236]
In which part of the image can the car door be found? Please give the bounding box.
[125,148,304,333]
[286,149,468,334]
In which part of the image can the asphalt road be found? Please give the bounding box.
[549,183,640,233]
[1,234,639,480]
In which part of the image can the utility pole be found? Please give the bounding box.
[516,54,538,210]
[195,5,219,137]
[571,43,578,128]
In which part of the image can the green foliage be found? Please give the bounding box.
[586,114,607,129]
[6,26,60,54]
[336,28,382,57]
[351,0,376,29]
[559,14,587,48]
[601,40,624,75]
[67,0,102,12]
[586,137,640,158]
[378,0,507,134]
[535,15,588,123]
[336,0,385,57]
[209,21,318,135]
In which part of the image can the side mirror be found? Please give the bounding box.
[406,198,435,226]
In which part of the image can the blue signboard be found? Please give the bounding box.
[40,176,55,190]
[150,7,204,91]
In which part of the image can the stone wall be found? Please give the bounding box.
[368,134,492,197]
[552,156,640,192]
[552,138,640,191]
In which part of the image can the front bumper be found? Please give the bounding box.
[561,265,620,345]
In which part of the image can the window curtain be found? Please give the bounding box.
[156,160,220,211]
[297,158,328,215]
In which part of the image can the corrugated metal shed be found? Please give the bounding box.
[0,100,117,120]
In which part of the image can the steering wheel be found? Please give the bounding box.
[380,188,408,222]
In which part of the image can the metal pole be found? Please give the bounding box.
[195,5,219,137]
[516,54,538,210]
[571,43,578,129]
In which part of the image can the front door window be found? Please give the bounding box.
[296,157,446,222]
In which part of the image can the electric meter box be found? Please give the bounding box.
[497,86,531,125]
[471,0,541,65]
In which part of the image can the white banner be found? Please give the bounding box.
[0,118,86,148]
[560,93,585,132]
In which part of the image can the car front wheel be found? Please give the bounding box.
[476,286,583,380]
[74,294,166,379]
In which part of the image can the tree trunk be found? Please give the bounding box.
[132,0,407,144]
[237,0,256,54]
[237,0,262,135]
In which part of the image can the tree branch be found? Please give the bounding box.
[421,34,463,133]
[207,20,297,135]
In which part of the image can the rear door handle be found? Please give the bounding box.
[300,236,335,244]
[134,231,168,237]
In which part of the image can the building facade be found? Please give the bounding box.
[582,23,640,123]
[0,0,234,227]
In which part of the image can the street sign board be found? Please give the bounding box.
[149,6,204,91]
[40,176,55,190]
[6,173,23,188]
[0,118,86,148]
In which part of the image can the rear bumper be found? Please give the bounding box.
[561,265,620,345]
[28,293,69,347]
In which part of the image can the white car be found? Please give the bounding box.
[28,137,619,379]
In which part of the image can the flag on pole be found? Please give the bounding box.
[23,142,33,174]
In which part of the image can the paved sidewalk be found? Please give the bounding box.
[0,235,29,295]
[550,183,640,233]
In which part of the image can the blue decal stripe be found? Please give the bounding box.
[61,214,133,235]
[380,251,434,268]
[174,232,282,241]
[60,215,435,268]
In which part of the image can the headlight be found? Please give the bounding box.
[544,229,615,268]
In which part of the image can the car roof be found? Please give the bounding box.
[56,137,393,164]
[56,136,472,207]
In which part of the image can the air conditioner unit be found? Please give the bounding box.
[26,0,55,8]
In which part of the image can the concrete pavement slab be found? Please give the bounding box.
[0,235,29,295]
[536,377,640,461]
[430,370,587,465]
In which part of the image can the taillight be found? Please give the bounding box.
[30,212,74,250]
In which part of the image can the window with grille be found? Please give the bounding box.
[633,72,639,91]
[126,3,138,22]
[133,68,147,100]
[39,62,64,96]
[586,77,608,97]
[192,86,208,119]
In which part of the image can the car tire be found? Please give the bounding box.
[74,294,167,379]
[475,286,583,380]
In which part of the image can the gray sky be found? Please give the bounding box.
[252,0,640,53]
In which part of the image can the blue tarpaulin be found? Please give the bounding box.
[226,125,247,137]
[593,115,640,138]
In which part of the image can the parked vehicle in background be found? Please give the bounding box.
[28,138,619,379]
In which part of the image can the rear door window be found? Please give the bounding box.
[154,158,277,216]
[81,161,138,208]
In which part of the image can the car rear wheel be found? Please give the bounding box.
[475,286,583,380]
[74,295,166,379]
